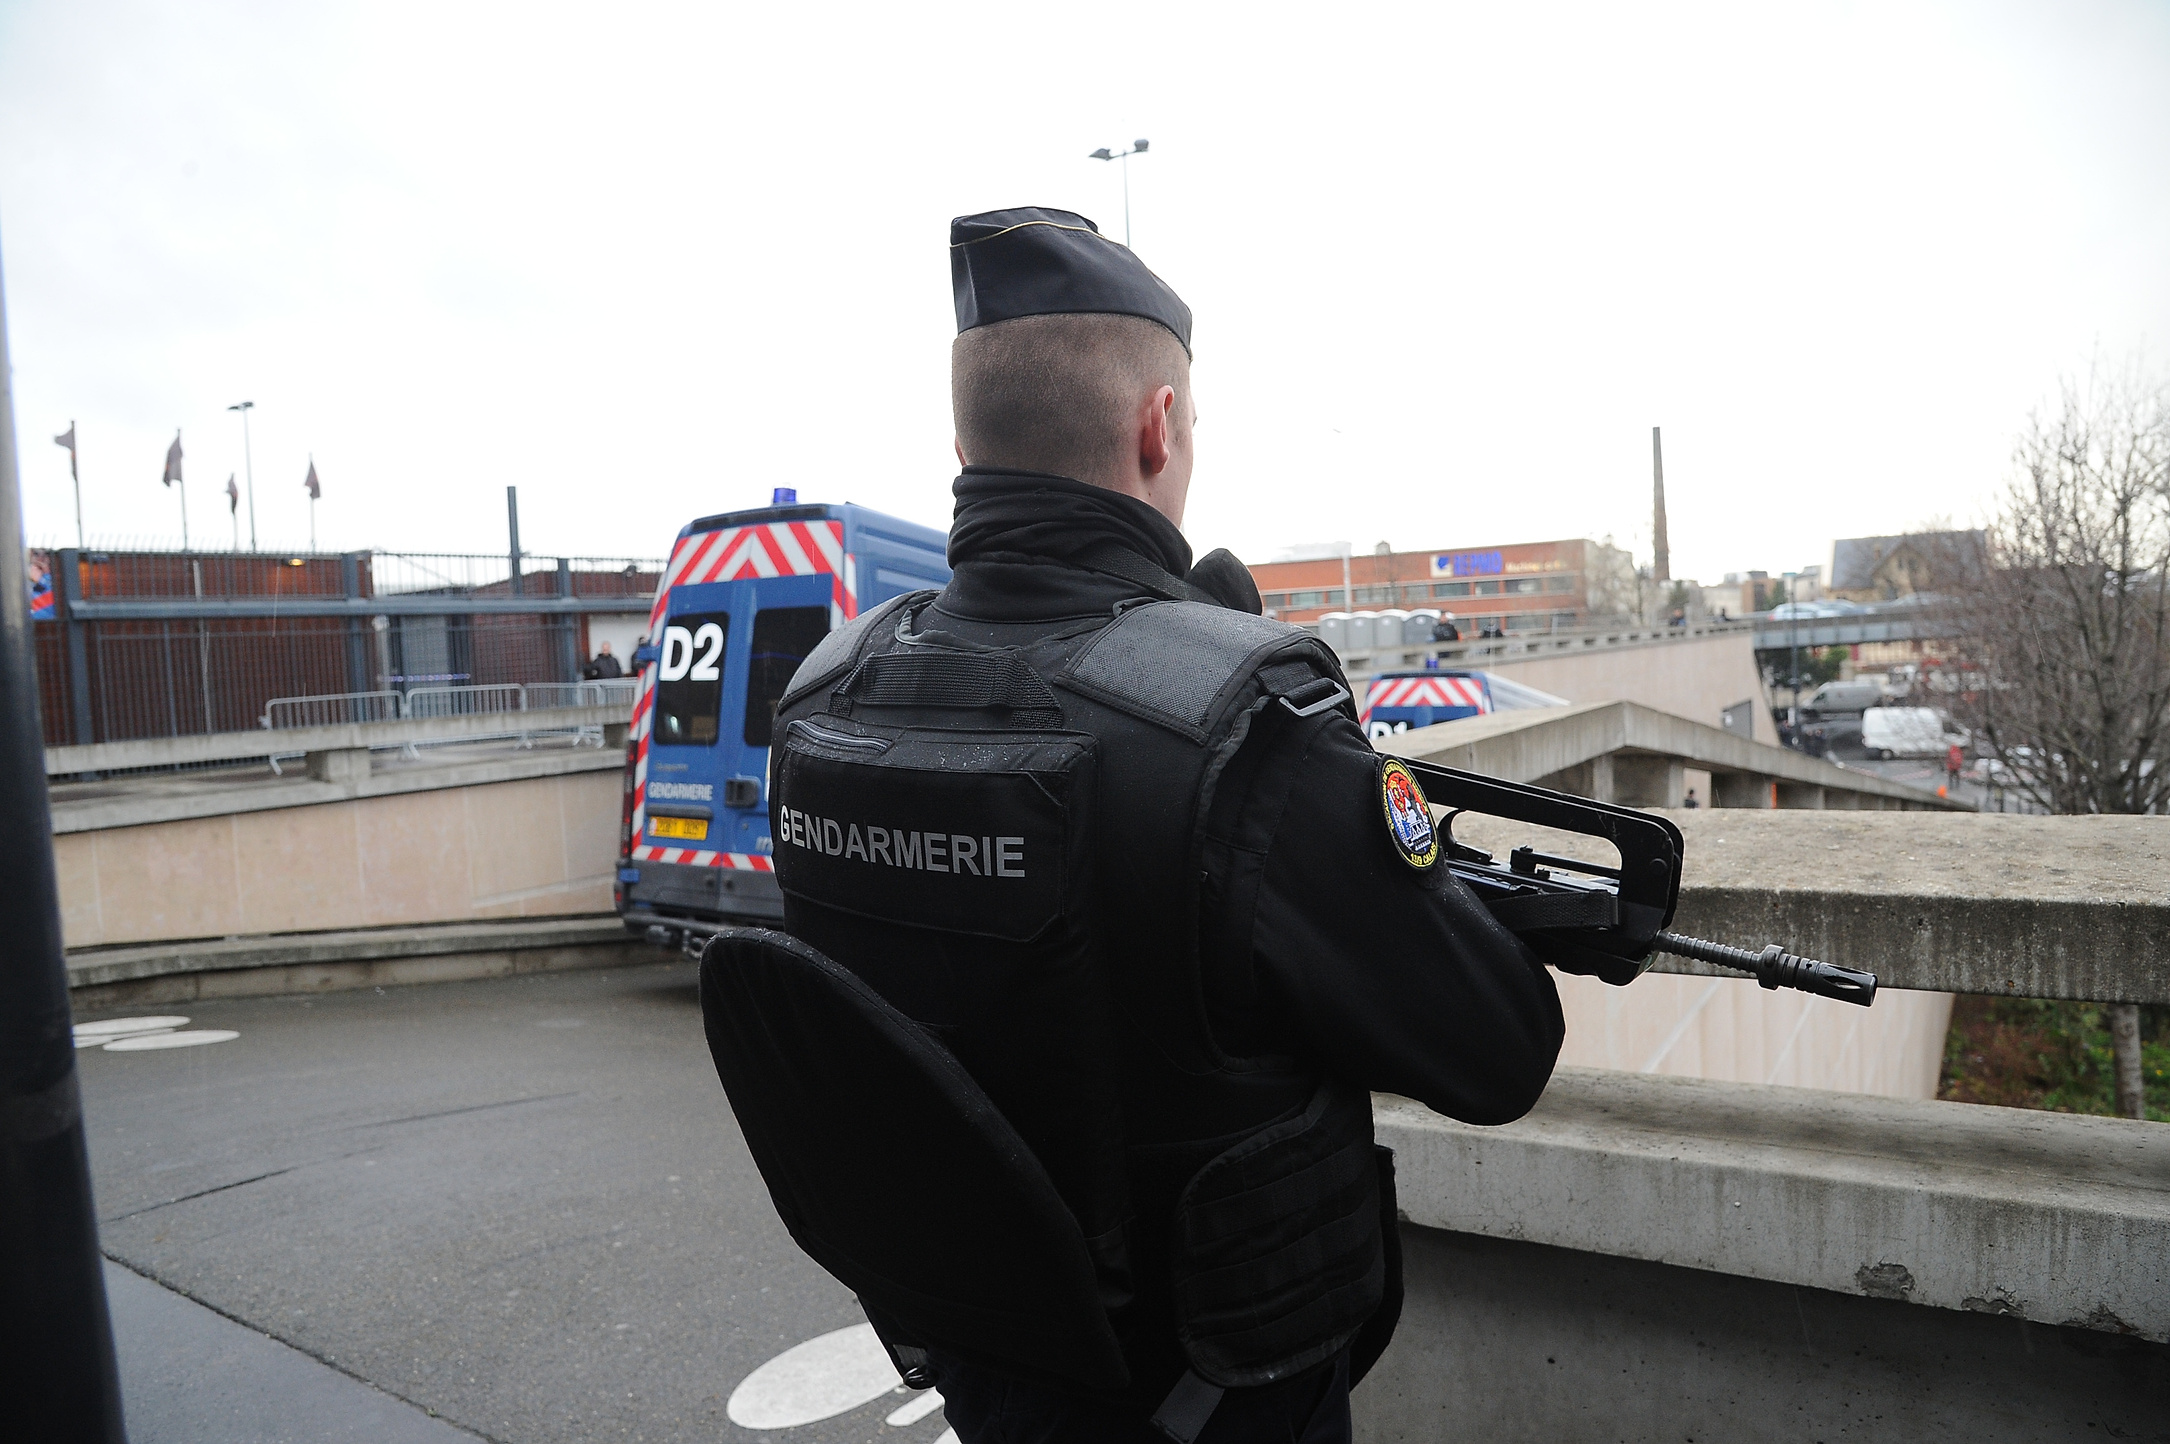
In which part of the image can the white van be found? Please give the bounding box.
[1861,707,1967,760]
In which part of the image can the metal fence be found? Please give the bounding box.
[260,690,405,729]
[33,546,660,749]
[255,678,641,731]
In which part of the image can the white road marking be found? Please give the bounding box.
[78,1029,174,1048]
[104,1030,240,1052]
[934,1431,959,1443]
[885,1389,944,1426]
[74,1016,190,1043]
[725,1322,901,1429]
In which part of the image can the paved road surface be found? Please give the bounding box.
[79,962,946,1444]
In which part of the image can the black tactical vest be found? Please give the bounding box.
[769,592,1388,1390]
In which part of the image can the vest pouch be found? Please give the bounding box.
[773,711,1134,1310]
[1168,1078,1384,1387]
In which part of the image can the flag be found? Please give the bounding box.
[162,430,183,487]
[54,423,76,479]
[304,458,320,500]
[227,474,239,514]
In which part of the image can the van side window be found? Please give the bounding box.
[655,611,730,745]
[744,606,830,747]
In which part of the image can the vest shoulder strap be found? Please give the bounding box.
[1056,601,1346,741]
[778,591,929,714]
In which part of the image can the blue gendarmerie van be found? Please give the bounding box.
[614,498,950,951]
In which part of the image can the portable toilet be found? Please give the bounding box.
[1316,612,1352,652]
[1402,609,1442,644]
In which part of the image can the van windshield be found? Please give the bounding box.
[744,606,830,747]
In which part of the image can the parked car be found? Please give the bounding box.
[1773,600,1868,619]
[1799,680,1886,718]
[1860,706,1969,760]
[1801,717,1865,759]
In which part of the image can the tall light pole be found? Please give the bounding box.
[1784,569,1800,748]
[227,400,257,551]
[1087,139,1150,247]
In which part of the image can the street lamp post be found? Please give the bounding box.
[227,400,257,551]
[1785,569,1800,748]
[1086,139,1150,246]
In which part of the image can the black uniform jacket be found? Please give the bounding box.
[932,469,1565,1126]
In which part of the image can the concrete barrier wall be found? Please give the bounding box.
[1482,630,1780,745]
[54,768,621,949]
[1555,972,1953,1099]
[1355,1070,2170,1434]
[1354,1227,2166,1441]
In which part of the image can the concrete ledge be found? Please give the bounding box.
[1449,805,2170,1004]
[1357,1228,2166,1441]
[46,704,628,776]
[66,917,648,1008]
[1383,699,1966,809]
[50,742,625,833]
[1375,1067,2170,1343]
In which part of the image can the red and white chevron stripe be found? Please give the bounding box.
[629,844,776,872]
[1358,674,1491,724]
[628,518,855,866]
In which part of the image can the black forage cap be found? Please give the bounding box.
[950,206,1192,356]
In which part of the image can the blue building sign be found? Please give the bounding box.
[1429,550,1504,579]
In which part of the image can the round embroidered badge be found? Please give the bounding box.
[1379,759,1439,869]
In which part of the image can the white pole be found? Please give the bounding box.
[241,409,257,551]
[70,421,83,549]
[1121,151,1132,247]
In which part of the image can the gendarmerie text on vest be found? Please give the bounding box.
[776,806,1027,877]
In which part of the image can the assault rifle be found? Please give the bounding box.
[1401,759,1878,1006]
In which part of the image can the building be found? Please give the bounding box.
[1250,538,1639,632]
[1721,564,1822,614]
[1828,532,1985,603]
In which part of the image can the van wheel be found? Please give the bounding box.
[1879,748,1895,761]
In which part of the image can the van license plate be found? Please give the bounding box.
[650,816,708,841]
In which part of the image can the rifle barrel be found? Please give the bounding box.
[1653,933,1878,1007]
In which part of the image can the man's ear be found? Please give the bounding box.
[954,437,968,467]
[1138,385,1176,478]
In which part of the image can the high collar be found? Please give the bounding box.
[947,468,1193,578]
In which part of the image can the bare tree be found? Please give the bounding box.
[1937,361,2169,1117]
[1945,366,2170,816]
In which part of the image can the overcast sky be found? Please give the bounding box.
[3,1,2165,582]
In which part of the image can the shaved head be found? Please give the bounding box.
[951,313,1191,490]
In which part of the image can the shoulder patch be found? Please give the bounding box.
[1379,758,1439,869]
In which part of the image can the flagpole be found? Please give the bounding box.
[309,495,316,551]
[164,428,188,550]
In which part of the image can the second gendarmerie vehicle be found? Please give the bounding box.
[613,498,949,954]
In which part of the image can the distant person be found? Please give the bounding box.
[1432,612,1461,642]
[582,641,623,680]
[630,634,658,673]
[1479,617,1504,640]
[1946,742,1964,790]
[1684,788,1701,809]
